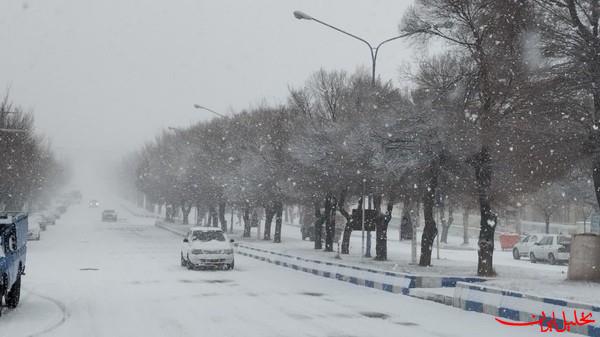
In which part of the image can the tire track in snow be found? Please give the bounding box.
[25,291,69,337]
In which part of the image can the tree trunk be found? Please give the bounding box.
[419,163,438,267]
[441,203,453,243]
[242,203,251,238]
[324,194,335,252]
[218,202,227,232]
[339,191,355,255]
[273,201,283,243]
[545,214,550,234]
[462,209,469,245]
[195,203,201,225]
[313,202,324,249]
[210,205,219,227]
[263,203,274,240]
[182,204,191,225]
[298,206,304,226]
[400,195,413,240]
[375,194,394,261]
[474,147,497,277]
[593,158,600,213]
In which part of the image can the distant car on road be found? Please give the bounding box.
[38,215,54,230]
[57,205,67,214]
[180,227,234,270]
[529,234,571,265]
[512,234,541,260]
[27,224,40,241]
[101,210,118,222]
[89,200,100,208]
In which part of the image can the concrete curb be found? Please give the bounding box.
[453,282,600,336]
[408,288,454,306]
[236,243,487,289]
[235,244,413,294]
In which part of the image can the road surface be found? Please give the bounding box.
[2,200,575,337]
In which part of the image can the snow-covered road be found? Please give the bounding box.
[2,201,578,337]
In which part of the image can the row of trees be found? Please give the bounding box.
[0,95,67,211]
[121,0,600,276]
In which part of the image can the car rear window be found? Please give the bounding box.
[192,231,225,242]
[558,236,571,245]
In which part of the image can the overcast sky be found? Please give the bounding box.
[0,0,422,167]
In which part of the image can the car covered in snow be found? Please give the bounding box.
[0,212,27,314]
[512,233,541,260]
[101,209,118,222]
[529,234,571,265]
[180,227,234,270]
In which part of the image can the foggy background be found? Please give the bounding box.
[0,0,417,177]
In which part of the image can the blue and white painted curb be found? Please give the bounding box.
[236,244,414,294]
[236,243,486,289]
[454,282,600,336]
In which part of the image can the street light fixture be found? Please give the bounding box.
[193,104,227,118]
[293,10,414,84]
[293,10,313,20]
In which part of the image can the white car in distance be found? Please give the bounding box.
[181,227,235,270]
[512,234,541,260]
[529,234,571,265]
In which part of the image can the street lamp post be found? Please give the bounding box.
[193,104,227,118]
[293,10,414,84]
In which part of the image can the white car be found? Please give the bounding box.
[180,227,235,270]
[529,234,571,265]
[512,234,541,260]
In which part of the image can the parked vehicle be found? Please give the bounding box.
[0,212,27,315]
[512,234,541,260]
[180,227,234,270]
[57,205,67,214]
[27,224,41,241]
[529,234,571,265]
[101,210,118,222]
[39,214,55,230]
[69,190,82,204]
